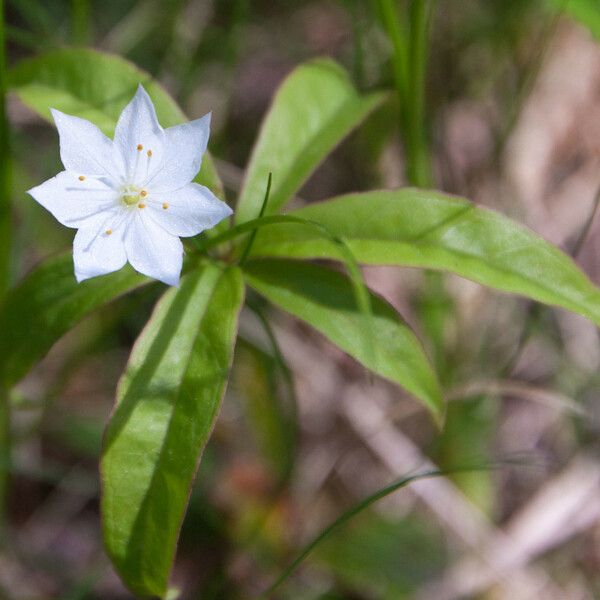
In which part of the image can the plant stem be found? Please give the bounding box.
[0,0,9,298]
[377,0,434,187]
[406,0,434,187]
[0,0,10,536]
[377,0,409,99]
[70,0,89,45]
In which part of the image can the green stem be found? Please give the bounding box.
[0,0,10,535]
[0,0,9,297]
[70,0,89,45]
[238,172,272,266]
[376,0,409,99]
[406,0,434,187]
[376,0,434,187]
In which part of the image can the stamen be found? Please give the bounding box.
[105,229,112,235]
[140,190,147,197]
[78,175,85,181]
[137,144,143,151]
[138,203,146,209]
[162,202,169,210]
[145,148,153,179]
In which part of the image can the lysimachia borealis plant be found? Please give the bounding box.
[2,49,600,597]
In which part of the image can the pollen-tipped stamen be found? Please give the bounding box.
[145,148,153,178]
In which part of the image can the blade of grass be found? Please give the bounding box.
[239,173,272,266]
[257,462,513,598]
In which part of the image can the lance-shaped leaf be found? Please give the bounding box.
[235,58,386,224]
[0,254,146,387]
[244,259,443,421]
[248,189,600,327]
[101,264,244,597]
[8,47,222,195]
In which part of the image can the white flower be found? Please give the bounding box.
[28,85,232,286]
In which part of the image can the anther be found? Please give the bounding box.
[140,190,147,197]
[162,202,169,210]
[138,203,146,209]
[105,229,112,235]
[147,149,152,157]
[137,144,143,151]
[78,175,85,181]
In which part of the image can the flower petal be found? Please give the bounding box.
[27,171,119,228]
[146,114,211,192]
[51,110,115,178]
[125,211,183,286]
[145,183,232,237]
[112,85,165,186]
[73,211,128,282]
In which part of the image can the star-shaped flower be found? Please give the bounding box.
[28,85,232,286]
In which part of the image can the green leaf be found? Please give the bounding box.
[548,0,600,39]
[8,47,222,194]
[244,259,443,420]
[101,264,244,597]
[0,254,146,387]
[235,58,386,224]
[249,189,600,327]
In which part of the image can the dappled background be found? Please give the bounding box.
[4,0,600,598]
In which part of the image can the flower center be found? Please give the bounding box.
[120,185,145,207]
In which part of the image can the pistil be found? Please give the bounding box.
[121,184,145,207]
